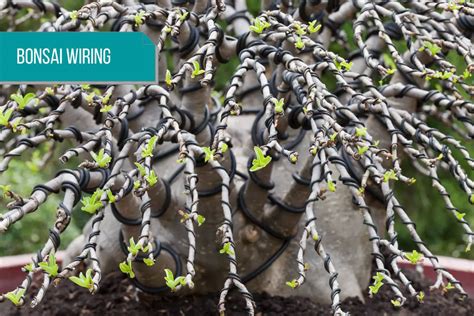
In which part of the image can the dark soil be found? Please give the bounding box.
[1,269,473,315]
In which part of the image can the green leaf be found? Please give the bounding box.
[308,20,321,34]
[70,10,78,21]
[421,41,441,56]
[179,11,189,22]
[165,70,173,86]
[143,258,155,266]
[80,84,90,90]
[249,18,270,34]
[334,58,353,71]
[357,146,369,156]
[141,136,158,158]
[391,299,401,307]
[134,11,145,27]
[134,180,141,190]
[38,253,58,277]
[383,53,396,70]
[11,93,38,110]
[164,268,186,291]
[23,263,34,272]
[462,69,471,80]
[81,189,104,214]
[273,98,285,114]
[454,210,466,221]
[417,291,425,303]
[327,180,336,192]
[383,169,398,182]
[191,61,205,79]
[444,282,455,291]
[145,170,158,187]
[196,214,206,226]
[286,279,298,289]
[202,146,215,162]
[404,250,423,264]
[45,87,54,95]
[373,272,385,283]
[4,288,25,306]
[295,36,305,50]
[69,269,94,291]
[134,162,146,176]
[119,260,135,278]
[219,242,235,256]
[127,237,141,256]
[91,149,112,168]
[355,127,367,138]
[250,146,272,172]
[293,22,306,36]
[100,105,113,113]
[0,107,14,126]
[220,142,228,153]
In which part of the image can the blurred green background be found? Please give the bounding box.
[0,0,472,261]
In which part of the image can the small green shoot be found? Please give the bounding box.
[38,253,58,277]
[141,135,158,158]
[286,279,299,289]
[81,189,104,214]
[327,179,336,192]
[404,250,423,264]
[165,70,173,86]
[419,41,441,56]
[391,299,401,307]
[119,260,135,278]
[295,36,305,50]
[69,269,94,292]
[454,210,466,221]
[191,61,205,79]
[355,126,367,138]
[134,162,146,176]
[334,58,353,71]
[202,146,215,162]
[4,288,25,306]
[197,214,206,226]
[383,169,398,182]
[219,242,234,256]
[357,146,369,156]
[369,272,385,297]
[145,170,158,186]
[273,98,285,114]
[10,93,38,110]
[164,268,186,291]
[91,149,112,168]
[249,18,270,34]
[143,257,155,266]
[127,237,142,256]
[134,11,146,27]
[0,107,14,126]
[417,291,425,303]
[250,146,272,172]
[308,20,321,34]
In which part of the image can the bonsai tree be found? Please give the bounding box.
[0,0,473,314]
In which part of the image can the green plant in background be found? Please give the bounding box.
[0,142,87,255]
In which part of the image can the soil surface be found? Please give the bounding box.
[1,269,473,315]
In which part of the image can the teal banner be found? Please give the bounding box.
[0,32,157,83]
